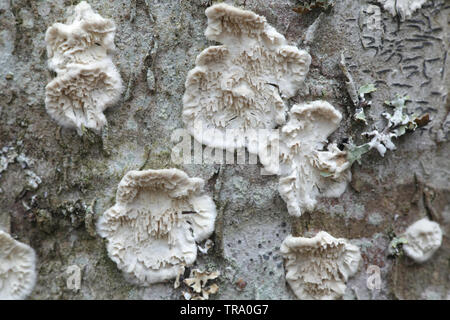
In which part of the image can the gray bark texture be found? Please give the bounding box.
[0,0,449,299]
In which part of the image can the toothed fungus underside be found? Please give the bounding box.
[0,231,37,300]
[402,218,442,263]
[280,232,361,300]
[45,1,122,133]
[97,169,216,285]
[182,4,347,217]
[260,101,351,216]
[183,3,311,150]
[377,0,428,21]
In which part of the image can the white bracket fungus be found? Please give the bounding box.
[402,218,442,263]
[280,231,361,300]
[45,1,123,134]
[261,101,351,216]
[183,3,311,150]
[377,0,428,21]
[182,4,347,217]
[97,168,217,286]
[0,230,37,300]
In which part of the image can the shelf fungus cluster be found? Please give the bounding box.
[183,4,349,217]
[45,1,123,134]
[97,169,217,286]
[0,231,37,300]
[280,232,361,300]
[183,3,311,151]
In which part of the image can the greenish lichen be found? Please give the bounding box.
[293,0,335,13]
[346,139,371,165]
[354,108,368,124]
[388,236,408,257]
[346,94,430,164]
[358,83,377,96]
[383,95,425,137]
[354,83,377,125]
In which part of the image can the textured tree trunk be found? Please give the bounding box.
[0,0,448,299]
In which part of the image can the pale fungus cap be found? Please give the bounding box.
[97,168,217,286]
[280,231,361,300]
[260,101,350,217]
[45,1,122,133]
[183,3,311,151]
[0,230,37,300]
[45,60,122,131]
[403,218,442,263]
[377,0,428,21]
[45,1,116,71]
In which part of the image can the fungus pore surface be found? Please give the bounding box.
[0,230,37,300]
[280,231,361,300]
[183,3,311,150]
[97,168,216,286]
[45,1,122,133]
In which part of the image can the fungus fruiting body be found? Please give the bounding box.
[97,168,216,286]
[280,231,361,300]
[0,231,37,300]
[45,1,122,133]
[376,0,428,21]
[182,4,349,217]
[402,218,442,263]
[261,101,351,216]
[183,3,311,151]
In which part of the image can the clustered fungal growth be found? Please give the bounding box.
[12,0,437,300]
[183,3,311,151]
[45,1,123,134]
[402,218,442,263]
[280,232,361,300]
[376,0,428,21]
[97,168,217,286]
[261,101,350,216]
[183,3,349,217]
[0,231,37,300]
